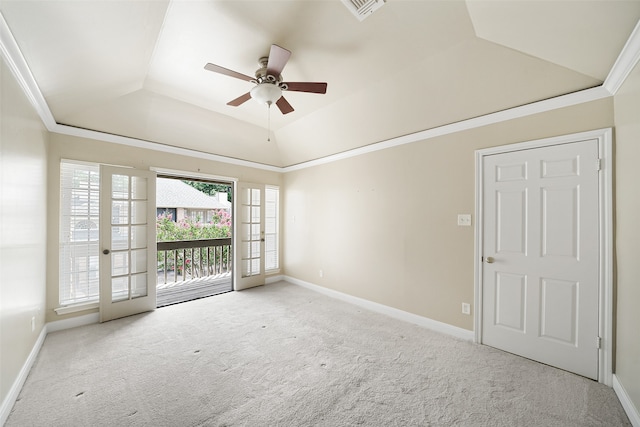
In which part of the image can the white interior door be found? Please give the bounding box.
[235,183,265,290]
[100,166,157,322]
[481,140,600,379]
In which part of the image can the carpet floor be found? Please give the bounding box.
[6,281,630,426]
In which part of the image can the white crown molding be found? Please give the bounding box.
[282,86,611,172]
[52,123,283,173]
[604,19,640,95]
[0,12,57,129]
[2,11,639,174]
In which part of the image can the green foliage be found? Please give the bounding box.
[156,211,232,278]
[182,181,233,203]
[156,210,231,242]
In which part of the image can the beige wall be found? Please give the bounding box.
[283,98,614,331]
[613,61,640,413]
[0,61,48,406]
[45,133,282,323]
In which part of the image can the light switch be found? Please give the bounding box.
[457,214,472,226]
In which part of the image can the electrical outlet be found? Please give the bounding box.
[319,270,324,278]
[461,303,471,315]
[31,316,35,332]
[457,214,472,226]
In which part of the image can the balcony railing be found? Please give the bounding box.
[156,238,233,307]
[157,238,232,285]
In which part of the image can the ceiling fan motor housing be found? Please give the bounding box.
[255,59,284,86]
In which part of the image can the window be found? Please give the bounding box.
[264,186,279,272]
[59,161,100,305]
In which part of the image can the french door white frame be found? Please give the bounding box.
[474,128,613,385]
[234,182,266,290]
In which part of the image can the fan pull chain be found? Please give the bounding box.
[267,103,271,142]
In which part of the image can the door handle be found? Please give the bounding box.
[486,256,495,264]
[103,249,110,255]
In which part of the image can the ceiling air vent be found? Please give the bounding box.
[341,0,386,22]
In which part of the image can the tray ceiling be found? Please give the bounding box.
[1,0,639,167]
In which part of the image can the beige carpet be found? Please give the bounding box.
[7,281,630,426]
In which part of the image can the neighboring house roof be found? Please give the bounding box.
[156,178,230,210]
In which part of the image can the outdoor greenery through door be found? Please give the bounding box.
[155,177,233,307]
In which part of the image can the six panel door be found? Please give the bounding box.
[481,140,600,379]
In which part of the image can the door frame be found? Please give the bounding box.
[150,166,238,291]
[474,128,613,385]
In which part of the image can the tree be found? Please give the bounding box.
[182,181,232,202]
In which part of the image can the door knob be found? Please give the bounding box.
[103,249,110,255]
[486,256,495,264]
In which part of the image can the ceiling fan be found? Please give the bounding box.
[204,44,327,115]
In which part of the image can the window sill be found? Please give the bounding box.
[54,302,99,316]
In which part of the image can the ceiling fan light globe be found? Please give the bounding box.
[250,83,282,105]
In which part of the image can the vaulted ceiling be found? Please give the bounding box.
[1,1,639,167]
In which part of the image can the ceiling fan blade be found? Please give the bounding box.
[204,63,254,82]
[276,96,294,114]
[227,92,252,107]
[266,44,291,77]
[283,82,328,94]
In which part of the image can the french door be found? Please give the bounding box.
[235,183,265,290]
[99,166,157,322]
[480,140,600,379]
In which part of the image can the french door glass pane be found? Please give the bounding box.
[131,250,147,274]
[241,242,250,258]
[251,206,260,222]
[131,201,147,224]
[131,176,147,199]
[112,276,128,302]
[111,227,129,250]
[111,252,129,276]
[131,274,147,298]
[242,259,251,276]
[251,224,260,240]
[241,205,251,220]
[112,175,129,199]
[131,225,147,249]
[251,258,260,275]
[111,200,129,224]
[241,188,250,204]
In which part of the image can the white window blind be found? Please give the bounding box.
[264,186,279,272]
[59,161,100,305]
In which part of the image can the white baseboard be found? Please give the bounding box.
[283,276,474,342]
[613,374,640,427]
[0,326,47,426]
[265,274,285,285]
[0,313,99,426]
[46,312,99,333]
[0,312,99,424]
